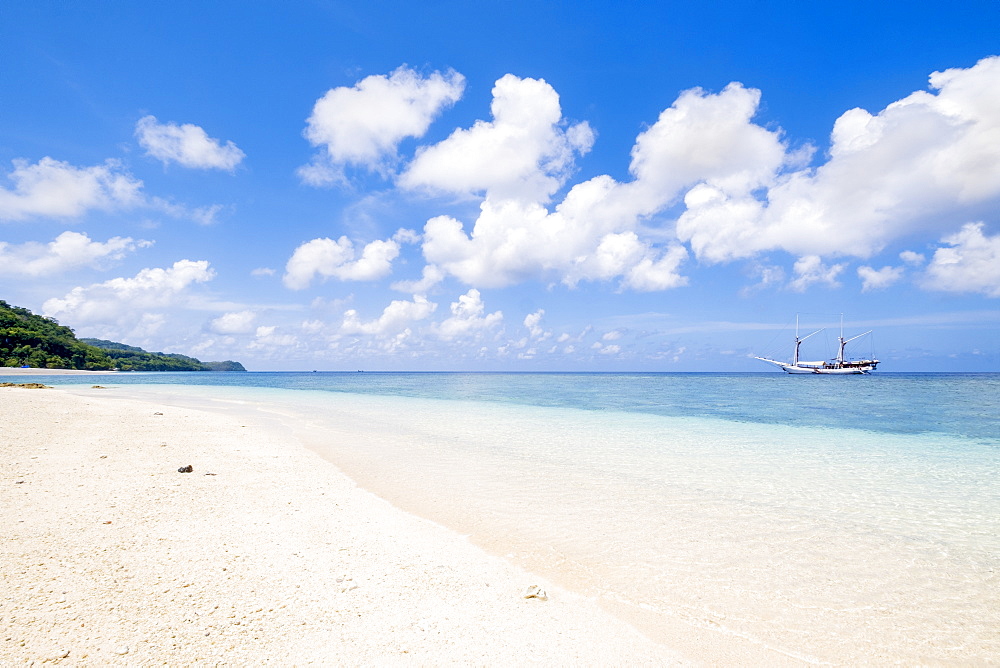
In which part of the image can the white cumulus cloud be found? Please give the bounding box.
[210,310,257,334]
[400,74,594,201]
[631,82,790,215]
[283,236,400,289]
[299,66,465,184]
[524,309,547,339]
[43,259,216,325]
[249,325,299,349]
[0,231,149,277]
[306,58,1000,301]
[677,56,1000,264]
[623,246,690,292]
[923,222,1000,297]
[410,76,715,292]
[422,197,688,290]
[434,289,503,340]
[0,157,143,221]
[341,295,437,337]
[136,116,245,170]
[857,265,904,292]
[787,255,846,292]
[391,264,445,293]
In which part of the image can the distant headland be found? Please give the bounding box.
[1,300,245,372]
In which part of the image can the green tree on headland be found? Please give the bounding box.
[0,300,113,369]
[0,300,245,371]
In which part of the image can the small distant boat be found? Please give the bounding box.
[755,315,879,374]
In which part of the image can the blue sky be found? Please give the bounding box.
[2,1,999,371]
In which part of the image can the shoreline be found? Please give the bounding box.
[0,368,119,375]
[1,386,688,665]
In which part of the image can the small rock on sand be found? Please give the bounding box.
[523,585,547,600]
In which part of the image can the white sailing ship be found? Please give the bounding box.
[755,316,879,374]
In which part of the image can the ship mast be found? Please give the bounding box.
[838,329,873,364]
[837,314,845,365]
[835,313,872,364]
[793,314,823,366]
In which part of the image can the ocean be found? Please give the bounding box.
[29,372,1000,664]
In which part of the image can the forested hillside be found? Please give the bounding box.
[1,300,245,371]
[0,301,113,369]
[81,339,246,372]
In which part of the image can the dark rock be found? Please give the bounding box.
[177,465,194,473]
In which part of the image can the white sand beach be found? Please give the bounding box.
[1,386,690,665]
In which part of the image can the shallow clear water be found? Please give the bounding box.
[36,372,1000,664]
[34,371,1000,440]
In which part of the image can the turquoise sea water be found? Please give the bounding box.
[34,371,1000,439]
[30,372,1000,664]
